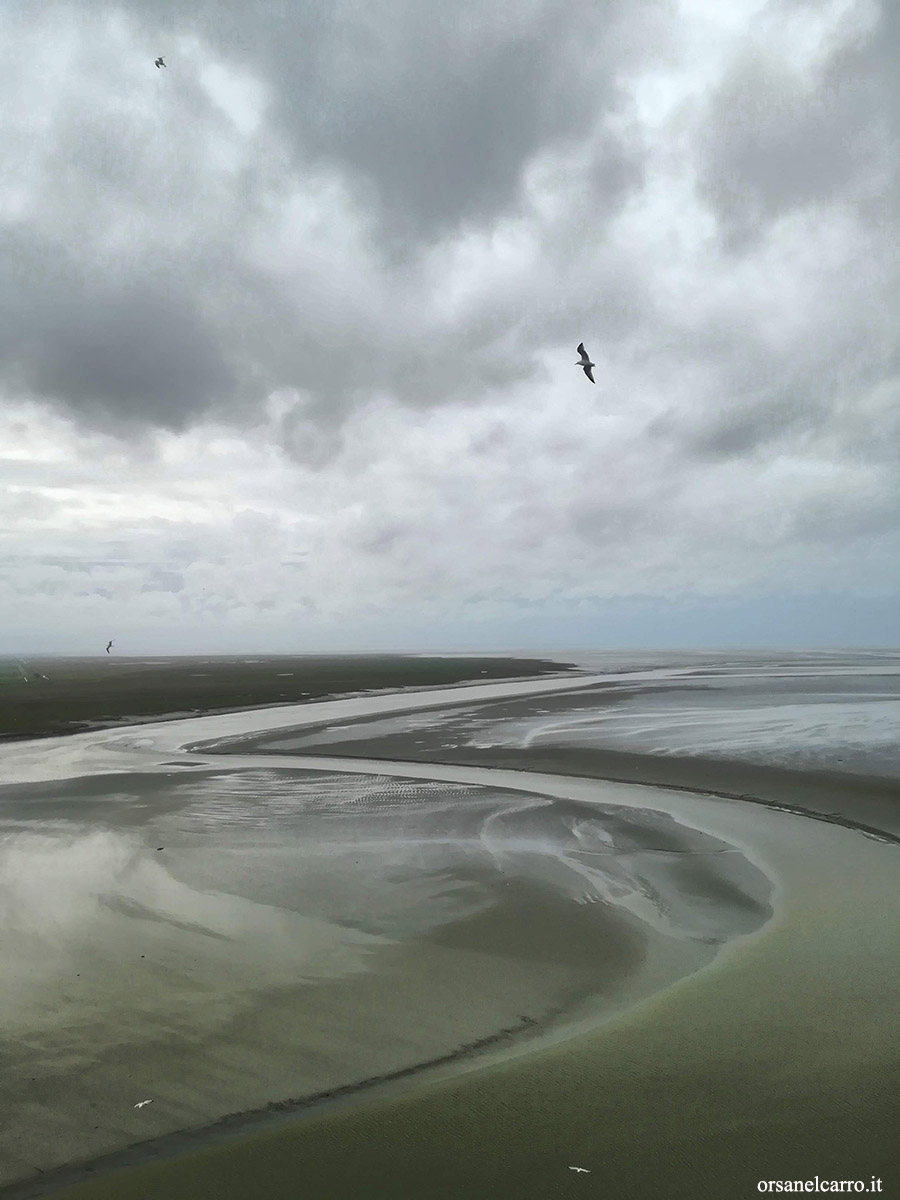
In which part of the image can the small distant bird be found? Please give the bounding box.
[575,343,595,384]
[133,1099,153,1109]
[155,56,166,68]
[569,1166,591,1174]
[106,641,113,654]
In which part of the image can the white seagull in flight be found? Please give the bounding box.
[105,640,113,654]
[575,343,595,384]
[134,1099,153,1109]
[569,1166,591,1174]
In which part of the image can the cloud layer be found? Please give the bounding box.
[1,0,898,649]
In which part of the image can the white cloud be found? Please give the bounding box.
[1,0,898,650]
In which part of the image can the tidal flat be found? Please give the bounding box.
[2,653,898,1199]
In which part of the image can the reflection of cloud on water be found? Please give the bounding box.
[0,753,772,1179]
[0,825,385,1035]
[0,767,773,1029]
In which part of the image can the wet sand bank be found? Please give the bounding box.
[238,683,900,838]
[265,740,900,841]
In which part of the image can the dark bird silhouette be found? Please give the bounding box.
[106,641,113,654]
[575,343,595,384]
[155,56,166,68]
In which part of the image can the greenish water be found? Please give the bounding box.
[42,791,900,1200]
[0,660,28,687]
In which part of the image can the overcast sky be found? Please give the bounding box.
[1,0,898,653]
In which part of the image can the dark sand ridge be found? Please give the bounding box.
[0,654,576,743]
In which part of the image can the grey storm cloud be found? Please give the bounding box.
[4,259,234,427]
[1,0,899,653]
[695,0,900,250]
[109,0,642,238]
[0,0,655,438]
[636,3,899,473]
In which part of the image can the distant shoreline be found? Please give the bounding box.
[0,653,578,744]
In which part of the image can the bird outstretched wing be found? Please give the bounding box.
[576,342,587,361]
[582,364,595,384]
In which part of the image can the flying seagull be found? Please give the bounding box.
[133,1099,153,1109]
[106,641,113,654]
[569,1166,591,1174]
[576,343,595,384]
[155,56,166,68]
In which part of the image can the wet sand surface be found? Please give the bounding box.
[2,662,898,1199]
[240,661,900,836]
